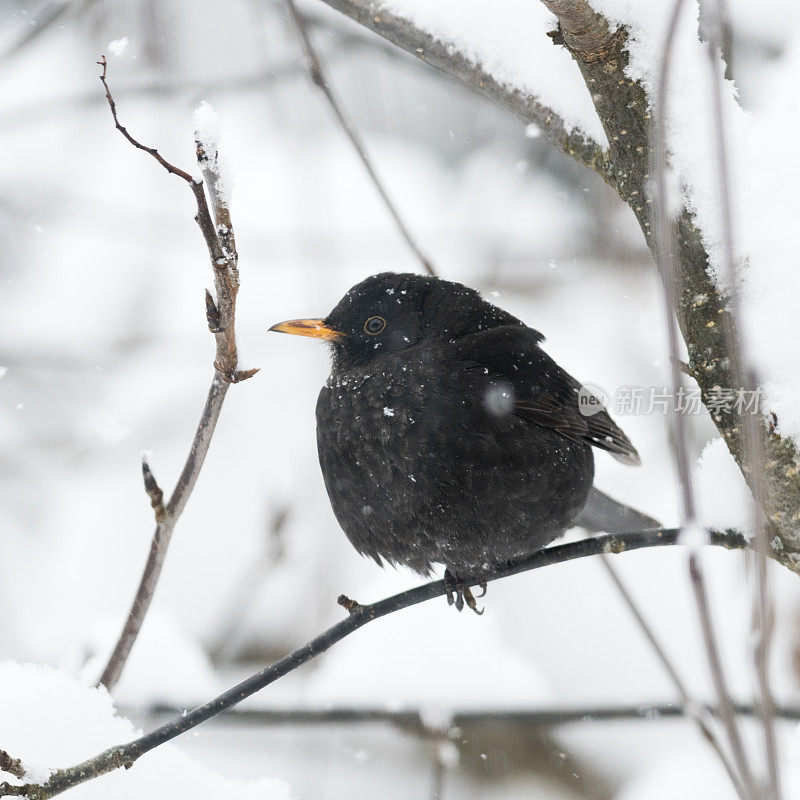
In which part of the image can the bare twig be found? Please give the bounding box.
[689,556,757,796]
[753,544,781,798]
[704,2,781,795]
[97,58,194,183]
[651,3,755,797]
[0,528,748,800]
[95,57,256,691]
[650,0,698,527]
[122,701,800,728]
[599,556,747,800]
[282,0,436,276]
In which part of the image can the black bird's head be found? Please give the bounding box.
[269,272,523,370]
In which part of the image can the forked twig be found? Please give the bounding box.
[95,56,257,690]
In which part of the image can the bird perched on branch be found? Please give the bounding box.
[270,273,657,612]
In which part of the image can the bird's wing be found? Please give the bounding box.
[449,325,641,466]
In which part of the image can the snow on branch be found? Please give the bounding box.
[314,0,610,178]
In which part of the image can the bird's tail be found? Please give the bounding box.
[574,487,661,534]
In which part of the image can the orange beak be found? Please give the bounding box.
[268,318,344,342]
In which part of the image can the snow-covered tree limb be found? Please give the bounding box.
[314,0,800,576]
[312,0,610,176]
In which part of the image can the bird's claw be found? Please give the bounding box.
[462,585,485,615]
[444,569,460,609]
[444,570,485,615]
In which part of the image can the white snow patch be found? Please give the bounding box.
[0,662,293,799]
[677,521,709,549]
[107,37,130,57]
[192,101,234,205]
[304,591,553,709]
[591,0,800,441]
[79,613,220,708]
[694,438,752,532]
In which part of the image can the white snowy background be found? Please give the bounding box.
[1,0,800,798]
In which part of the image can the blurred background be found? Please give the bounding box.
[2,1,800,798]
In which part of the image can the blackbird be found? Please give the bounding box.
[270,272,657,612]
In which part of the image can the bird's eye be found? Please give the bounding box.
[364,316,386,335]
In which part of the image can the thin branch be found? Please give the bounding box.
[753,547,781,798]
[650,3,698,528]
[704,1,782,795]
[97,58,195,183]
[650,3,756,796]
[97,377,229,689]
[282,0,436,276]
[124,701,800,728]
[95,58,256,691]
[0,528,747,800]
[599,555,747,800]
[689,555,757,796]
[313,0,610,178]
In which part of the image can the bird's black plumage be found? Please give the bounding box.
[271,272,654,607]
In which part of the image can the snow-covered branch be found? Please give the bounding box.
[313,0,610,177]
[0,528,747,800]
